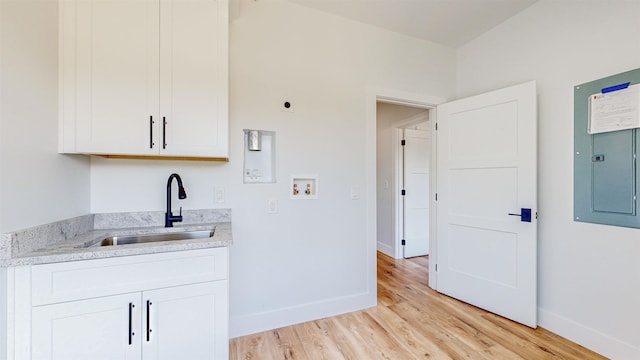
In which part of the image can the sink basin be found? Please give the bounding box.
[92,228,215,247]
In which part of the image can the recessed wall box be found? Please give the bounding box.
[243,130,275,184]
[291,175,318,199]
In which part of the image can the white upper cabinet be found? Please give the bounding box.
[59,0,229,159]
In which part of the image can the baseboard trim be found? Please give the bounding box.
[229,291,375,338]
[377,241,394,258]
[539,308,640,360]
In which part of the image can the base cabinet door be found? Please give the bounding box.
[143,281,228,360]
[32,293,142,360]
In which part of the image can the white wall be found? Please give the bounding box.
[91,0,455,337]
[376,103,428,258]
[0,0,90,233]
[457,1,640,359]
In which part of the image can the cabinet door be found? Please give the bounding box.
[65,0,160,155]
[32,293,142,360]
[143,281,228,360]
[159,0,229,158]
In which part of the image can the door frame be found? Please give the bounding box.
[367,88,445,291]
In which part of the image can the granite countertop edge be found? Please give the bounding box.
[1,222,232,267]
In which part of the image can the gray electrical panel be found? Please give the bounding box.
[574,68,640,228]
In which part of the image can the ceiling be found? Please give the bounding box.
[288,0,538,47]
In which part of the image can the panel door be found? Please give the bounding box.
[403,128,430,257]
[436,81,537,327]
[143,281,228,360]
[32,293,142,360]
[70,0,160,155]
[159,0,229,158]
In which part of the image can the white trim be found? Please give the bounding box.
[428,110,438,290]
[365,89,379,320]
[395,129,404,259]
[4,267,30,360]
[394,111,430,129]
[539,308,640,360]
[230,291,373,338]
[0,268,6,360]
[366,88,445,292]
[376,241,394,257]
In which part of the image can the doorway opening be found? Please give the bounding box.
[367,90,444,297]
[375,102,431,260]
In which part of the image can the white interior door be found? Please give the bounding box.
[436,81,537,327]
[403,128,430,257]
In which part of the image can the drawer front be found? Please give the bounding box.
[31,247,228,306]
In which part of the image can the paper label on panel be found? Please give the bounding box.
[588,84,640,134]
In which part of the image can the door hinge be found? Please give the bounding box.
[435,264,438,272]
[435,123,438,130]
[435,193,438,201]
[401,239,405,246]
[401,189,406,196]
[401,139,406,146]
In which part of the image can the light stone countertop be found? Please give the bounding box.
[0,209,232,267]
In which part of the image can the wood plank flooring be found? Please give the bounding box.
[230,252,607,359]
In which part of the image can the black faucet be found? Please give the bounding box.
[165,173,187,227]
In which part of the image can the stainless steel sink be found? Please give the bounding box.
[92,228,215,247]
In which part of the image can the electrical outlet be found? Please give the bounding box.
[214,187,225,203]
[267,199,278,214]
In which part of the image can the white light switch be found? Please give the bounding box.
[267,199,278,213]
[214,187,225,203]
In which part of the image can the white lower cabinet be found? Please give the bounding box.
[32,293,143,360]
[143,282,228,360]
[9,248,229,360]
[32,281,227,360]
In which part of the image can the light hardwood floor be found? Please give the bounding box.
[230,252,607,359]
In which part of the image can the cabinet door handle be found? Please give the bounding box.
[146,300,152,342]
[149,116,155,149]
[128,302,135,345]
[162,117,167,149]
